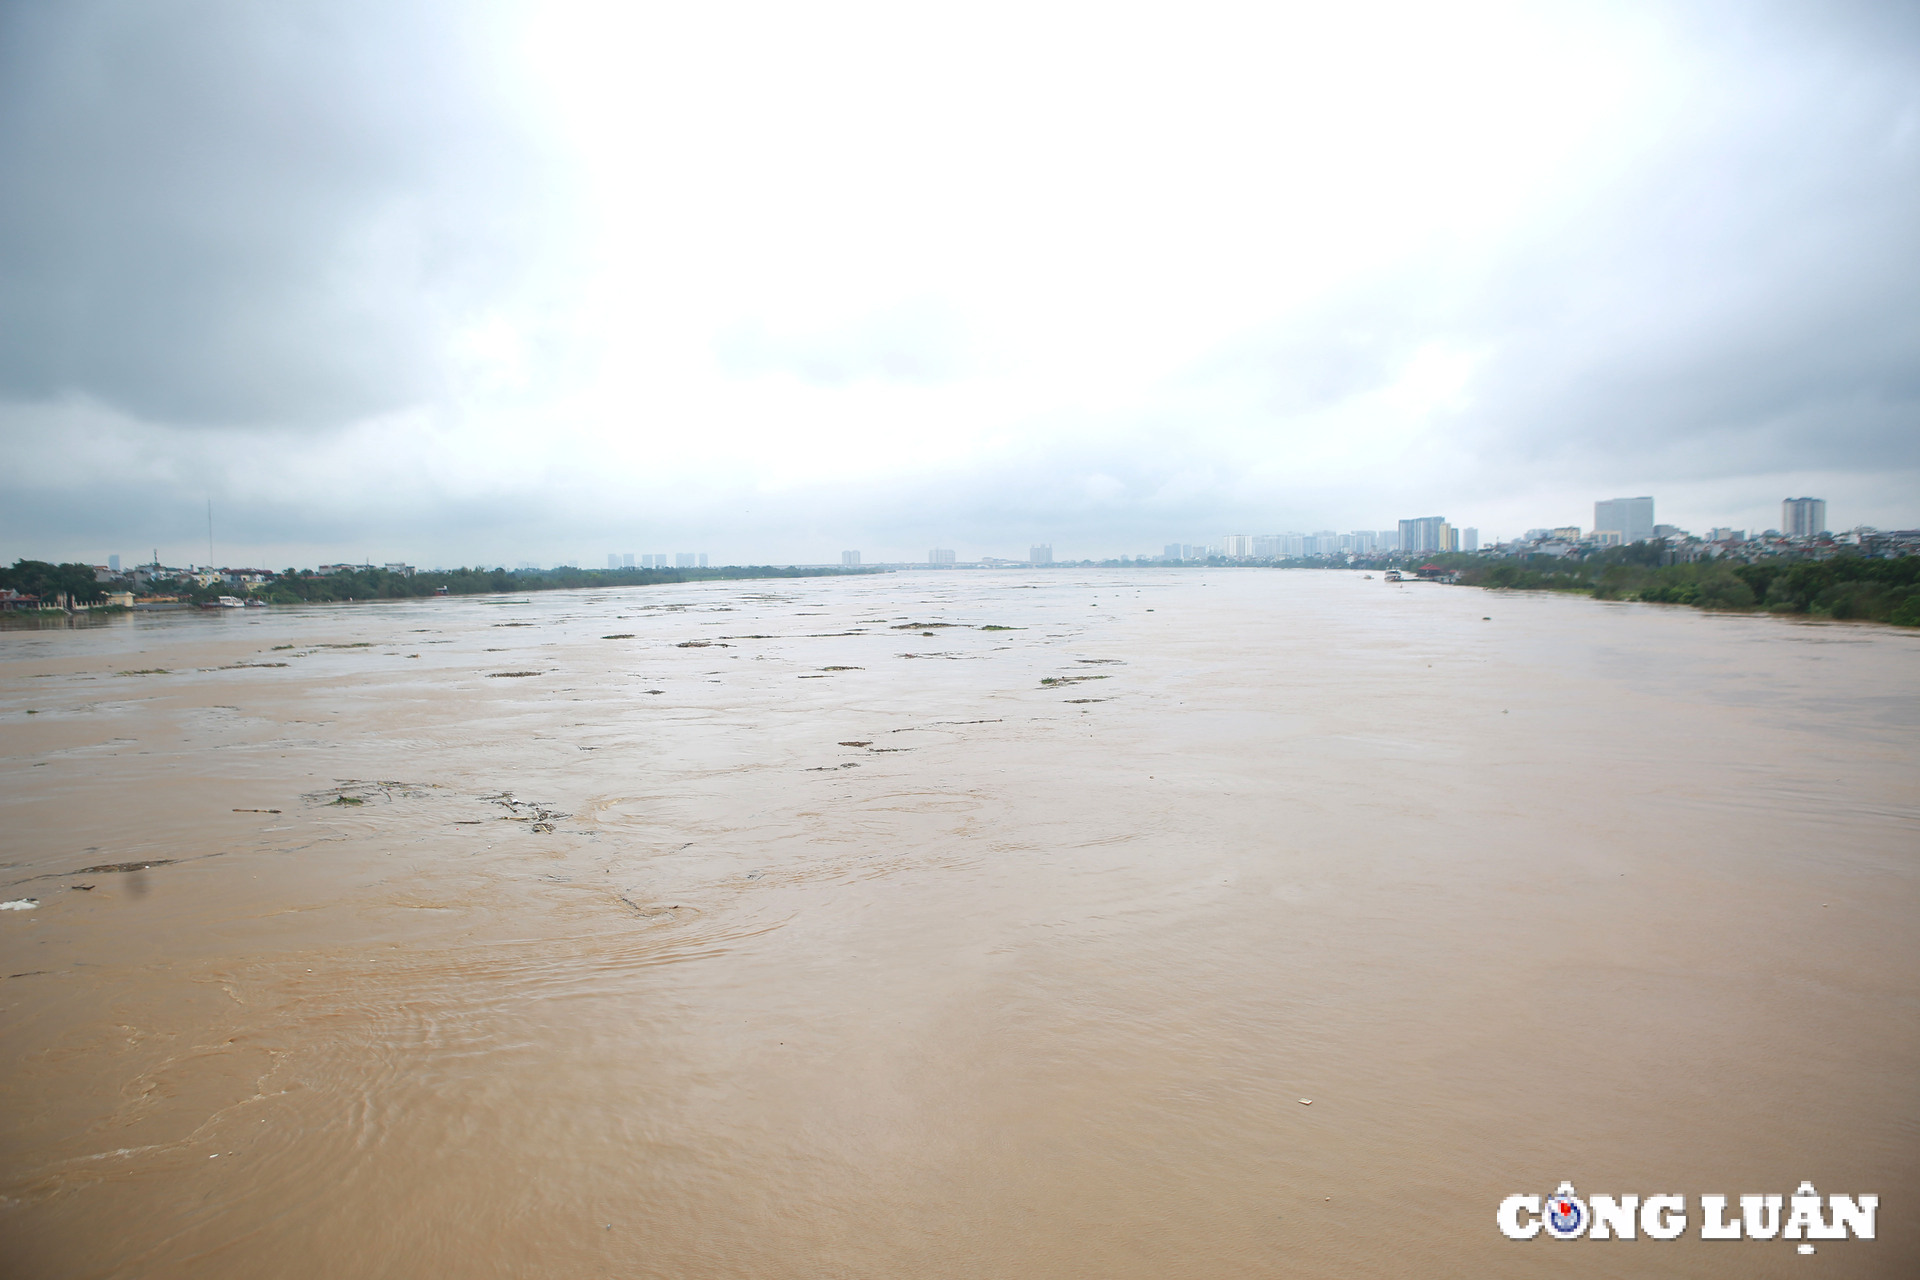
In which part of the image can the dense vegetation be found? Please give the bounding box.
[3,559,880,610]
[1443,548,1920,626]
[0,560,108,605]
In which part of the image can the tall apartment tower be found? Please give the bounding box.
[929,548,956,566]
[1030,544,1053,566]
[1593,497,1655,544]
[1397,516,1454,554]
[841,550,861,566]
[1782,497,1827,538]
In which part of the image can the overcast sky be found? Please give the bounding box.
[2,0,1915,567]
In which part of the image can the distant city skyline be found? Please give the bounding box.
[78,489,1894,577]
[18,486,1906,573]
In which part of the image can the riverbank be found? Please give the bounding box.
[1449,552,1920,626]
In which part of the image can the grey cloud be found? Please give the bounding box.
[1169,3,1920,490]
[1459,5,1920,476]
[2,0,1916,564]
[0,0,560,427]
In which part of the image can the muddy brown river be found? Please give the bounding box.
[2,570,1915,1277]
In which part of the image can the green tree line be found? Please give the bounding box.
[1445,549,1920,626]
[0,560,108,605]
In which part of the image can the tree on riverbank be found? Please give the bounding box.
[0,560,107,606]
[1450,550,1920,626]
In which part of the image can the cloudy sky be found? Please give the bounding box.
[2,0,1915,567]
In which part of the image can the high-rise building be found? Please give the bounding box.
[1593,497,1654,544]
[1782,497,1827,538]
[841,550,861,566]
[607,553,620,569]
[1164,543,1184,561]
[108,554,120,572]
[1030,544,1053,566]
[1222,534,1254,558]
[675,553,697,568]
[929,548,956,565]
[1397,516,1454,554]
[1461,527,1478,553]
[622,553,635,568]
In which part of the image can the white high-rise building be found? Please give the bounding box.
[1593,497,1655,544]
[1397,517,1454,554]
[929,548,956,565]
[1782,497,1827,538]
[841,550,861,566]
[1461,528,1479,553]
[1222,534,1254,558]
[675,553,697,568]
[1030,544,1053,566]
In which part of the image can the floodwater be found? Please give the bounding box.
[1,570,1915,1278]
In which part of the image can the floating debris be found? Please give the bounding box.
[488,671,542,678]
[1,899,39,911]
[74,860,175,875]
